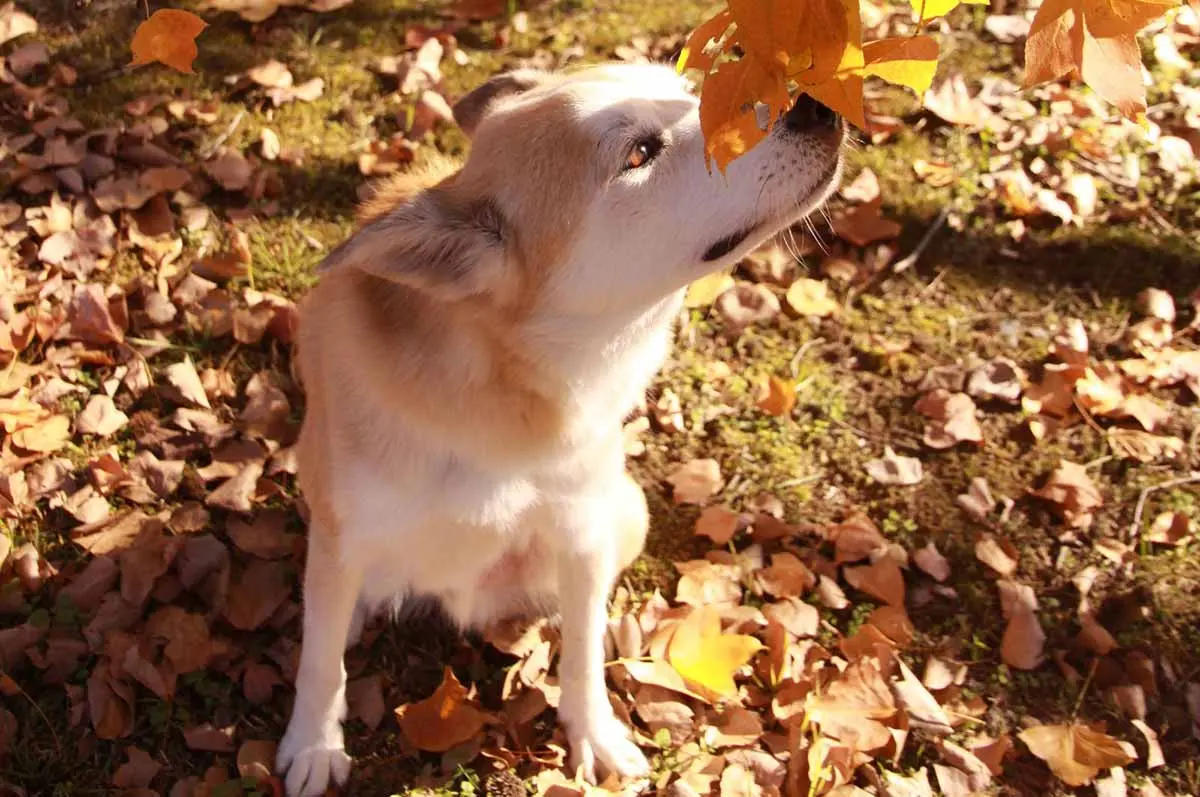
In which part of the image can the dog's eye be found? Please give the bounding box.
[624,136,663,171]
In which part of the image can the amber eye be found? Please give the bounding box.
[624,136,663,171]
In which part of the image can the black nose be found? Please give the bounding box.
[783,93,839,132]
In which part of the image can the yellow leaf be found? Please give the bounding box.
[679,9,735,74]
[802,75,866,131]
[785,277,840,317]
[684,272,735,308]
[1018,723,1134,786]
[130,9,208,74]
[395,667,489,752]
[667,605,763,700]
[909,0,988,23]
[856,36,940,95]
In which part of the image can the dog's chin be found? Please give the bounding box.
[699,155,843,268]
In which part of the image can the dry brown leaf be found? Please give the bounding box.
[112,746,162,789]
[395,667,489,752]
[757,552,815,598]
[831,200,902,246]
[865,446,923,486]
[145,606,212,674]
[164,357,210,408]
[204,151,253,192]
[76,394,129,437]
[1030,461,1103,530]
[695,506,740,546]
[183,722,236,752]
[913,542,950,582]
[914,390,983,449]
[1000,609,1045,670]
[667,458,724,504]
[843,559,905,606]
[346,675,386,730]
[236,739,277,780]
[1144,511,1192,545]
[1018,723,1134,786]
[716,283,781,330]
[0,3,38,46]
[974,534,1019,576]
[222,559,290,631]
[966,358,1025,404]
[805,657,897,752]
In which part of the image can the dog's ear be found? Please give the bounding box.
[316,188,507,301]
[453,69,549,137]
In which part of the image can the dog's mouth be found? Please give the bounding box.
[700,155,842,264]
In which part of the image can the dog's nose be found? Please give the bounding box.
[783,93,839,132]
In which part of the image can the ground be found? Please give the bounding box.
[1,1,1199,797]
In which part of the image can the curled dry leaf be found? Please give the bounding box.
[163,356,210,408]
[1145,511,1192,545]
[913,542,950,582]
[395,667,489,752]
[974,534,1019,577]
[236,739,277,780]
[667,458,724,504]
[1018,723,1134,786]
[966,358,1024,404]
[914,390,983,449]
[956,477,996,523]
[865,446,924,486]
[1030,461,1103,530]
[667,605,763,701]
[831,200,903,246]
[76,394,129,437]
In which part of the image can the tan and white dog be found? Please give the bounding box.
[276,62,843,797]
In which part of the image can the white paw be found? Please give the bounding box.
[277,720,352,797]
[564,713,650,783]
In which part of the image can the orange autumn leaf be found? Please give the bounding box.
[667,605,763,700]
[1023,0,1178,119]
[130,9,208,74]
[756,375,797,417]
[395,667,489,752]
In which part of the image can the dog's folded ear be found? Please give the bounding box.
[315,189,508,301]
[453,69,549,137]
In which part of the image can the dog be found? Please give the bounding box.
[276,62,843,797]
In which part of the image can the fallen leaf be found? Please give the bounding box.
[1018,723,1134,786]
[130,9,208,74]
[974,534,1019,576]
[1030,461,1103,529]
[914,390,983,449]
[1145,511,1192,545]
[756,375,796,417]
[695,506,740,546]
[346,675,386,730]
[113,746,162,789]
[844,558,905,606]
[76,395,129,437]
[222,559,290,631]
[667,458,724,504]
[684,272,735,308]
[785,278,840,318]
[0,3,38,47]
[667,605,763,701]
[164,357,210,408]
[865,446,924,486]
[395,667,489,752]
[913,542,950,582]
[1000,609,1045,670]
[832,200,901,246]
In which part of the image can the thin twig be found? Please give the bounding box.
[1071,658,1100,718]
[892,206,951,274]
[201,110,246,159]
[1,669,61,753]
[1129,472,1200,541]
[849,206,950,306]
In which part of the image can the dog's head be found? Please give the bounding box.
[320,63,842,318]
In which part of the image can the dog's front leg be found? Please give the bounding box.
[552,496,650,783]
[278,524,362,797]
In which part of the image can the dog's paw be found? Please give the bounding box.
[277,722,352,797]
[566,714,650,784]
